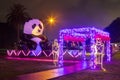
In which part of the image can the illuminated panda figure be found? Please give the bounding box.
[23,19,46,56]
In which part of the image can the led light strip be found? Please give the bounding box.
[7,50,48,57]
[58,27,111,67]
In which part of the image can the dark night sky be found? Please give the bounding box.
[0,0,120,40]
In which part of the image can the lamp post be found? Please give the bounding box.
[47,16,56,26]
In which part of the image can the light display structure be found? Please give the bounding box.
[50,39,59,66]
[7,19,47,56]
[23,19,44,56]
[58,27,111,67]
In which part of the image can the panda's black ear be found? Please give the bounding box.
[32,24,36,29]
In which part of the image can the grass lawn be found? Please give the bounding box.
[0,57,75,80]
[1,51,120,80]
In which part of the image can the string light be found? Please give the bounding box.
[58,27,111,67]
[7,27,111,69]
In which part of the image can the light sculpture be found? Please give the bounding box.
[91,38,106,71]
[7,26,111,70]
[58,27,111,68]
[7,19,46,56]
[50,39,59,66]
[23,19,44,56]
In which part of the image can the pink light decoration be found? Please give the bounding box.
[6,57,80,63]
[95,34,110,41]
[64,36,85,42]
[7,50,48,57]
[7,50,17,56]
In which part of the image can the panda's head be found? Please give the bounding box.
[24,19,44,36]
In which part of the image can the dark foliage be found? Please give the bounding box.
[0,23,16,49]
[6,4,31,43]
[104,17,120,43]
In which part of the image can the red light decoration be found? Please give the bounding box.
[64,35,85,42]
[95,34,110,41]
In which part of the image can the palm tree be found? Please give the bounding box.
[6,4,31,43]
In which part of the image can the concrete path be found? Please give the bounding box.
[15,61,89,80]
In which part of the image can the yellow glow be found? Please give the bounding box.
[47,16,56,25]
[49,18,54,23]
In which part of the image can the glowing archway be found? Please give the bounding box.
[58,27,111,67]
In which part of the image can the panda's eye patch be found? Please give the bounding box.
[39,24,42,29]
[32,24,36,29]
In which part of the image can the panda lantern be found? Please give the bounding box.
[23,19,45,56]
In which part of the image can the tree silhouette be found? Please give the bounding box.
[104,17,120,43]
[6,4,31,42]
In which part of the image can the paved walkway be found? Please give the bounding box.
[15,61,90,80]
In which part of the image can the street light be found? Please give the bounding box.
[49,18,54,23]
[47,16,56,25]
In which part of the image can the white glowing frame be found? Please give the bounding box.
[58,27,111,67]
[7,49,59,57]
[7,50,48,57]
[63,50,82,58]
